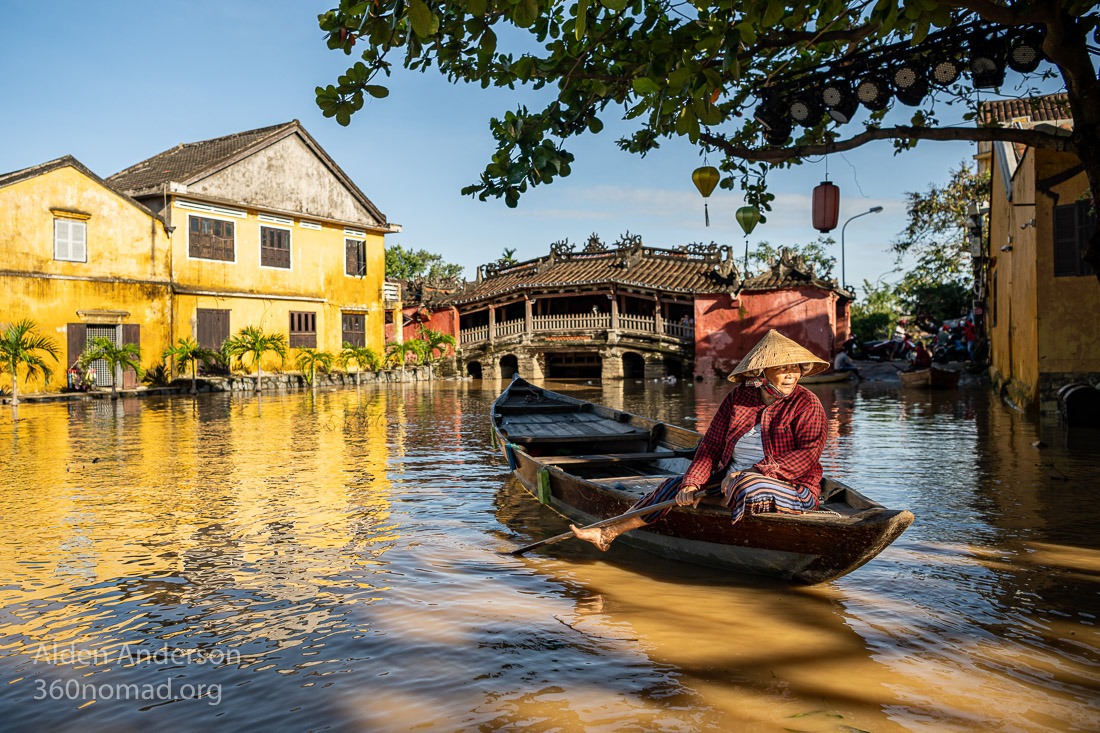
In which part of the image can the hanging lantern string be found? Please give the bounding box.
[692,164,720,227]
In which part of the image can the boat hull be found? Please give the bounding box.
[899,365,961,388]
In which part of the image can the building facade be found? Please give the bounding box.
[0,157,173,391]
[1,122,398,396]
[978,95,1099,414]
[108,121,398,369]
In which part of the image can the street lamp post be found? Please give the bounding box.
[840,206,884,290]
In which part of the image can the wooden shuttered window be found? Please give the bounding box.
[54,219,87,262]
[67,323,87,369]
[345,239,366,276]
[196,309,230,351]
[1053,201,1097,278]
[189,216,235,261]
[290,311,317,348]
[341,313,365,347]
[260,226,291,268]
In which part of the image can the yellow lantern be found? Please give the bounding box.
[692,166,720,226]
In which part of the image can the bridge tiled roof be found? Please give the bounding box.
[444,236,844,306]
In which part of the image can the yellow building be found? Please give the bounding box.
[108,120,399,370]
[979,95,1099,414]
[0,156,173,392]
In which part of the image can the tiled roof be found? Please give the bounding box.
[0,155,163,221]
[107,122,298,195]
[741,249,843,293]
[444,236,843,305]
[979,93,1071,125]
[107,120,388,224]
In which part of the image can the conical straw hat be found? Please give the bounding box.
[728,329,830,381]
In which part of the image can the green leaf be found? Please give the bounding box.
[467,0,487,15]
[575,0,588,40]
[632,77,660,95]
[601,0,628,11]
[763,1,784,27]
[513,0,538,28]
[408,0,433,38]
[364,85,390,99]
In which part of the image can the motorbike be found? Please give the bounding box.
[862,336,914,361]
[933,339,969,363]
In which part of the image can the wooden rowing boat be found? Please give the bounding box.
[899,364,961,388]
[491,377,914,585]
[799,370,855,384]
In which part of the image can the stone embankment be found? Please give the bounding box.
[1,367,435,405]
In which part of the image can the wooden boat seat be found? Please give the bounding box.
[540,449,695,467]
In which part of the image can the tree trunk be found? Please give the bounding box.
[190,360,198,395]
[255,366,263,393]
[10,375,19,407]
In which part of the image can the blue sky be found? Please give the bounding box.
[0,1,1055,292]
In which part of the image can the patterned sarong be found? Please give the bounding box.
[629,471,816,525]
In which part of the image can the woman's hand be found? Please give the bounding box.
[721,470,744,501]
[675,486,702,507]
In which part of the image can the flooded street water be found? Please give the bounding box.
[0,379,1097,732]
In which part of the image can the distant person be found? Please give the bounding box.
[570,329,829,551]
[833,350,861,379]
[963,319,977,359]
[910,341,932,370]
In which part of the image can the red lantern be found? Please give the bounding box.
[812,181,840,233]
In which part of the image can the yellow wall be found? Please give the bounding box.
[987,148,1040,407]
[987,146,1098,409]
[167,200,386,356]
[0,164,172,394]
[1033,149,1099,376]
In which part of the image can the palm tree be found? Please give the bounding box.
[162,337,218,395]
[82,335,143,400]
[222,326,288,392]
[0,319,61,406]
[419,326,457,362]
[338,343,383,386]
[294,348,335,389]
[386,340,427,369]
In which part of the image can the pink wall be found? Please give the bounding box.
[386,306,459,343]
[694,288,841,379]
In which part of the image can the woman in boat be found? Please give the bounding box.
[571,329,830,551]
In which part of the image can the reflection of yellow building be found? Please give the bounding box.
[0,121,399,395]
[0,157,173,391]
[0,392,395,651]
[109,121,399,374]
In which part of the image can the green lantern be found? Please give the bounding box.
[692,166,720,226]
[736,205,761,235]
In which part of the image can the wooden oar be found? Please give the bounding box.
[506,490,703,556]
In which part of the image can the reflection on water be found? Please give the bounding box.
[0,380,1097,732]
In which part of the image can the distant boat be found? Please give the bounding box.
[899,364,961,388]
[491,377,914,585]
[800,370,855,384]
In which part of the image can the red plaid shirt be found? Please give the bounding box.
[682,383,827,500]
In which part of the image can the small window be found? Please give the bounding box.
[289,311,317,348]
[345,238,366,277]
[341,312,366,347]
[1053,201,1097,278]
[189,215,235,262]
[54,219,87,262]
[260,226,291,268]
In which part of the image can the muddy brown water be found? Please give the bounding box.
[0,379,1097,732]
